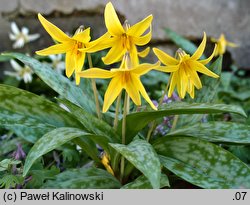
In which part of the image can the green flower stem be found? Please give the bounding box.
[113,92,122,130]
[87,53,102,119]
[146,80,170,141]
[120,92,129,182]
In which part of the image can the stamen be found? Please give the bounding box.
[124,52,132,69]
[74,25,85,35]
[123,20,130,31]
[176,48,186,59]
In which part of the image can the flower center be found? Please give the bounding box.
[121,34,131,50]
[176,48,190,62]
[121,20,132,51]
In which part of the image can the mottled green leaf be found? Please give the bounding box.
[118,102,246,143]
[23,127,94,176]
[43,167,121,188]
[121,174,169,189]
[2,52,96,114]
[165,28,205,59]
[168,121,250,144]
[153,136,250,188]
[58,99,120,142]
[5,125,53,143]
[0,84,82,128]
[58,99,121,171]
[110,139,161,189]
[0,107,56,143]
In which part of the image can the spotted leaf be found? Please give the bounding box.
[110,139,161,189]
[43,167,121,188]
[153,136,250,188]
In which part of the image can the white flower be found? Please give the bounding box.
[48,54,65,73]
[4,59,33,83]
[9,22,40,49]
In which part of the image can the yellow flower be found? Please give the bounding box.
[36,14,92,85]
[78,55,160,112]
[211,34,238,56]
[100,152,114,176]
[153,32,219,99]
[83,2,153,66]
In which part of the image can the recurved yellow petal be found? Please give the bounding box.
[78,68,115,79]
[36,41,73,55]
[133,31,152,46]
[133,76,157,110]
[168,72,178,97]
[38,13,71,42]
[138,47,150,58]
[103,75,123,112]
[105,2,124,36]
[127,15,153,37]
[102,41,126,65]
[187,67,202,89]
[131,61,161,76]
[191,32,206,60]
[65,50,76,77]
[73,27,91,43]
[154,65,179,73]
[153,48,178,65]
[189,85,195,99]
[129,45,139,67]
[199,44,217,65]
[75,52,86,85]
[192,61,219,78]
[125,74,141,106]
[180,68,188,98]
[79,33,113,53]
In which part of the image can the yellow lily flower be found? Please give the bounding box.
[36,13,92,85]
[78,55,160,112]
[100,152,115,176]
[83,2,153,66]
[153,32,219,99]
[211,34,238,56]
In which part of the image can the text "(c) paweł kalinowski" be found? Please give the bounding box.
[20,191,104,201]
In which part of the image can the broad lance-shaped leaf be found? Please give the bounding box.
[0,108,56,143]
[57,99,121,171]
[110,139,161,189]
[23,127,96,176]
[153,136,250,188]
[43,167,121,189]
[58,98,120,142]
[167,121,250,144]
[2,52,96,114]
[165,28,206,59]
[117,102,246,144]
[0,84,82,129]
[121,174,169,189]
